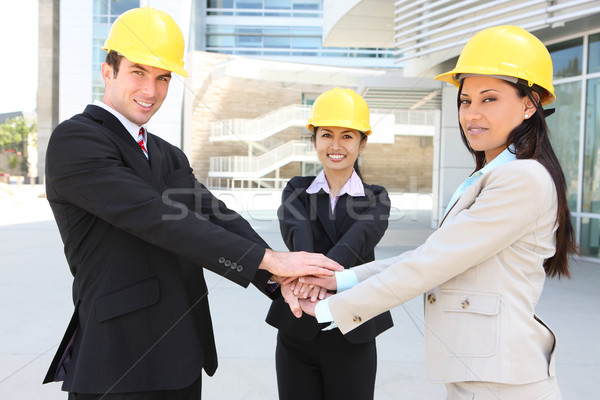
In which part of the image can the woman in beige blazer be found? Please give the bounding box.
[297,25,577,399]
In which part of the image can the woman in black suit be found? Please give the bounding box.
[266,88,393,400]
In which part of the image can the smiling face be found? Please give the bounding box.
[313,126,366,175]
[101,57,172,126]
[459,75,535,162]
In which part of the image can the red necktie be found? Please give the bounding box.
[137,127,148,159]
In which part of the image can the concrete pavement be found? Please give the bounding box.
[0,186,598,399]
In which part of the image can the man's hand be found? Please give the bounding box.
[259,249,343,277]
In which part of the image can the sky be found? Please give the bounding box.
[0,1,39,115]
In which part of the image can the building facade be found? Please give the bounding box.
[326,0,600,258]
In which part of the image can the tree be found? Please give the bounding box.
[0,116,37,176]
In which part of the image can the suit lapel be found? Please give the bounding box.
[146,133,164,185]
[83,105,158,185]
[439,182,480,227]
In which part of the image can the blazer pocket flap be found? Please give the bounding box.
[439,290,500,315]
[95,277,160,323]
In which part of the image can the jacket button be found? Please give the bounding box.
[218,257,225,264]
[224,260,231,267]
[427,293,436,304]
[231,262,237,270]
[236,265,243,272]
[461,299,470,309]
[353,315,362,323]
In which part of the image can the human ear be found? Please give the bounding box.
[359,136,368,153]
[523,99,537,119]
[101,62,113,86]
[523,91,541,119]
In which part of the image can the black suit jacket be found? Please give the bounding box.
[266,176,393,344]
[43,105,275,394]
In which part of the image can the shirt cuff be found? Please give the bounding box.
[315,298,338,330]
[315,298,334,323]
[265,280,279,293]
[335,269,359,292]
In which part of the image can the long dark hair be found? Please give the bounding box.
[311,128,368,179]
[457,79,577,278]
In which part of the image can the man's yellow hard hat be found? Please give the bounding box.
[102,7,188,77]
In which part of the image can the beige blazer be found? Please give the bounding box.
[329,160,558,384]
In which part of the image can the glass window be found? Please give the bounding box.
[207,25,235,35]
[207,35,235,48]
[208,0,234,7]
[580,217,600,258]
[237,0,262,8]
[292,27,320,36]
[92,38,107,64]
[583,78,600,213]
[546,81,582,211]
[93,23,110,40]
[264,36,290,48]
[266,0,291,8]
[293,0,321,10]
[110,0,139,15]
[237,27,262,35]
[264,27,289,35]
[292,36,320,49]
[589,33,600,74]
[548,38,583,79]
[93,0,108,16]
[302,162,322,176]
[236,35,262,47]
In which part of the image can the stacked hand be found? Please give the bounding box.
[274,273,338,318]
[259,249,340,318]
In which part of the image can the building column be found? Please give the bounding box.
[37,0,60,184]
[432,85,472,226]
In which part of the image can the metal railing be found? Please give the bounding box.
[210,105,438,142]
[209,140,316,178]
[209,104,311,142]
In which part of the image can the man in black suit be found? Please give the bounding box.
[43,7,340,399]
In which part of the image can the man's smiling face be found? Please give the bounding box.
[101,57,172,126]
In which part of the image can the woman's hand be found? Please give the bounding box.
[280,280,302,318]
[297,274,337,292]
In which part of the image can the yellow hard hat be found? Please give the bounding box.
[307,88,372,135]
[435,25,555,105]
[102,7,188,77]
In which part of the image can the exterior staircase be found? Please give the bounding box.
[207,104,438,188]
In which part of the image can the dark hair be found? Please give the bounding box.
[457,80,578,278]
[311,127,368,178]
[105,50,123,78]
[456,79,577,278]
